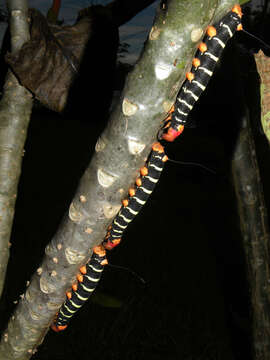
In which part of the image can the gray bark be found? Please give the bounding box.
[0,0,32,298]
[0,0,234,358]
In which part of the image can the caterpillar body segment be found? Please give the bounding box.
[51,245,107,332]
[103,142,168,251]
[162,4,242,142]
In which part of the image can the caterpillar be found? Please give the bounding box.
[162,4,243,142]
[51,245,107,332]
[51,143,167,331]
[103,142,168,250]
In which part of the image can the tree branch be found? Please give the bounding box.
[232,111,270,359]
[0,0,32,298]
[0,0,234,358]
[254,50,270,144]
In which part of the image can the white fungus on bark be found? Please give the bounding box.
[191,27,204,42]
[127,138,146,155]
[97,168,117,188]
[122,98,138,116]
[69,202,84,223]
[155,63,172,80]
[65,247,85,264]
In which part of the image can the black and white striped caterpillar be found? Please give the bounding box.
[103,142,168,250]
[51,143,167,331]
[162,4,243,142]
[51,245,107,332]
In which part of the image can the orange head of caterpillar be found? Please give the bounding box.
[104,238,121,250]
[162,125,184,142]
[51,323,68,332]
[51,311,68,332]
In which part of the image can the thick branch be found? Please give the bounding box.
[0,0,234,358]
[254,50,270,144]
[0,0,32,298]
[232,113,270,359]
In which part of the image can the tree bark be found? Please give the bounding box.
[232,111,270,359]
[0,0,32,299]
[254,50,270,144]
[0,0,234,358]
